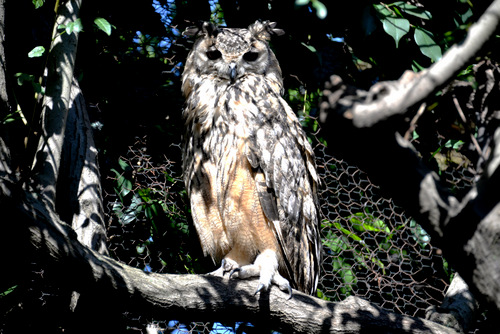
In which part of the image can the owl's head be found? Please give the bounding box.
[182,20,284,85]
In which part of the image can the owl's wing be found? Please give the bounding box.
[242,78,321,295]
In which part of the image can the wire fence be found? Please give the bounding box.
[102,131,474,333]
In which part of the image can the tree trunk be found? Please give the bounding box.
[30,0,82,211]
[58,79,107,255]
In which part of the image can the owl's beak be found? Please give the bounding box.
[229,63,237,82]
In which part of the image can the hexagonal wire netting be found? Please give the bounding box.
[103,129,476,332]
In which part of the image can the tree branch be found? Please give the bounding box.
[0,181,458,334]
[318,0,500,314]
[320,0,500,128]
[59,79,107,255]
[30,0,82,211]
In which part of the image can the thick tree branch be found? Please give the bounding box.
[59,79,107,255]
[318,0,500,315]
[30,0,82,211]
[0,181,458,334]
[426,273,477,332]
[320,0,500,128]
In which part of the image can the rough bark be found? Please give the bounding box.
[0,184,458,334]
[0,0,14,198]
[30,0,82,211]
[59,79,108,255]
[318,0,500,314]
[426,273,478,333]
[319,0,500,128]
[0,0,9,114]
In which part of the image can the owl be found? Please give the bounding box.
[181,20,321,296]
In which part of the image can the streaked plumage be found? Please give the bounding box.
[181,20,320,295]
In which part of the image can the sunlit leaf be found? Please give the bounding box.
[444,139,464,149]
[118,158,131,171]
[312,0,327,19]
[459,7,473,24]
[73,18,83,33]
[32,0,44,9]
[28,46,45,58]
[0,285,17,297]
[373,4,409,47]
[414,27,442,62]
[373,3,391,17]
[94,17,112,36]
[392,1,432,19]
[301,42,317,53]
[111,168,133,197]
[14,73,35,86]
[295,0,309,5]
[382,17,410,48]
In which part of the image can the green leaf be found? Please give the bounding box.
[334,221,362,242]
[118,158,131,171]
[62,19,83,35]
[312,0,327,19]
[0,285,17,297]
[373,4,392,17]
[111,168,133,198]
[28,46,45,58]
[382,17,410,48]
[32,0,44,9]
[444,139,464,149]
[136,244,146,255]
[73,18,83,33]
[65,22,74,35]
[412,60,425,72]
[373,4,409,47]
[301,42,317,53]
[459,7,473,24]
[295,0,310,5]
[414,27,442,62]
[14,73,35,86]
[94,17,112,36]
[392,1,432,19]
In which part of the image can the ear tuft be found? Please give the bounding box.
[248,20,284,41]
[183,21,219,37]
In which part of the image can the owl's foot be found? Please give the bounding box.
[229,249,292,299]
[208,258,240,277]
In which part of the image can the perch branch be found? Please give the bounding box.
[0,182,458,334]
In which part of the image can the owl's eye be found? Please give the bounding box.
[206,49,222,60]
[243,51,259,62]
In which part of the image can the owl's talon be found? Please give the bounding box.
[221,258,239,276]
[229,268,241,278]
[254,283,265,296]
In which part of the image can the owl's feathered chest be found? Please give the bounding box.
[184,75,280,145]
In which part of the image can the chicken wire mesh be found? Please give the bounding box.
[101,130,470,333]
